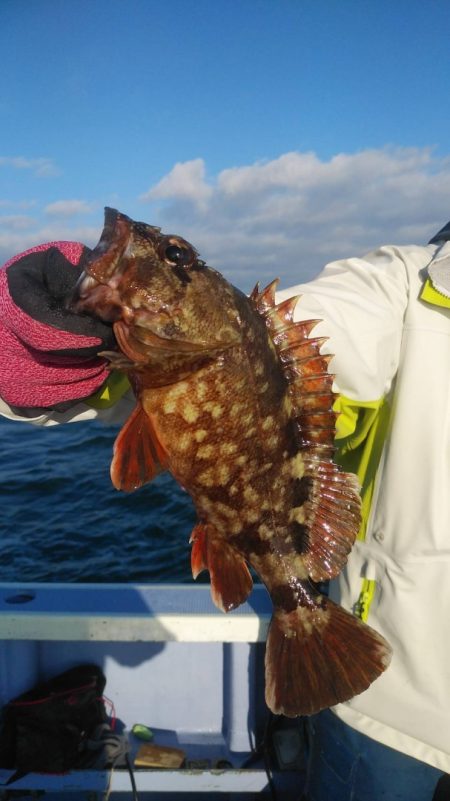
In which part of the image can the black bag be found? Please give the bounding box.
[0,664,108,774]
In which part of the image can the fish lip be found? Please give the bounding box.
[72,270,101,298]
[67,271,123,321]
[117,320,239,354]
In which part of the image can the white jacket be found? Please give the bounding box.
[278,237,450,771]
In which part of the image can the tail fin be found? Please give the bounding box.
[265,598,392,717]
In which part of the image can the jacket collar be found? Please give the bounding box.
[421,236,450,309]
[428,220,450,245]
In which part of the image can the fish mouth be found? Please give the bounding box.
[69,271,125,322]
[114,319,239,357]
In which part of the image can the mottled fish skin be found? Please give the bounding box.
[71,208,392,717]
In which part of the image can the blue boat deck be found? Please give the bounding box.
[0,583,306,799]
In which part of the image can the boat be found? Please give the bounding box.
[0,582,307,799]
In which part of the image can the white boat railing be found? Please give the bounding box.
[0,582,271,642]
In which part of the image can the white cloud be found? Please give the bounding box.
[140,147,450,291]
[141,158,213,208]
[0,215,34,230]
[0,198,97,264]
[1,147,449,290]
[0,222,100,266]
[0,200,36,210]
[0,156,60,177]
[44,199,94,217]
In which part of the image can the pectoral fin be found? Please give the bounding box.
[111,403,169,491]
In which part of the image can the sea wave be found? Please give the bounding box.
[0,416,198,583]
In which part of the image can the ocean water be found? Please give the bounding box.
[0,416,201,584]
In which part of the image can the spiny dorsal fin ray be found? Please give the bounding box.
[297,410,339,430]
[300,391,339,412]
[251,278,280,314]
[284,354,334,383]
[249,282,260,302]
[264,296,301,331]
[279,337,328,365]
[290,372,335,396]
[273,319,322,350]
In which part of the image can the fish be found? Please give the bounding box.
[71,207,392,717]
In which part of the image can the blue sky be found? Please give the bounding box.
[2,0,450,289]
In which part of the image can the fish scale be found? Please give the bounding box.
[71,208,392,718]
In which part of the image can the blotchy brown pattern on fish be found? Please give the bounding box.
[71,208,392,717]
[150,293,292,532]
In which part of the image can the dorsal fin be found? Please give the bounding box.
[252,279,362,583]
[253,282,337,456]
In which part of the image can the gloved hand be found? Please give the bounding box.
[0,241,117,408]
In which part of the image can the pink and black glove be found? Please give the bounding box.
[0,242,116,408]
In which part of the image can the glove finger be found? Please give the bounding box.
[6,247,116,355]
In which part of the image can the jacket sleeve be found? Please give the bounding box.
[277,245,410,403]
[0,376,135,427]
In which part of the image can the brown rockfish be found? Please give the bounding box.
[72,208,391,717]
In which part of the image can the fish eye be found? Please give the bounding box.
[165,244,187,265]
[160,237,197,268]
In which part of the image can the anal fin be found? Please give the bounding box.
[190,523,253,612]
[190,523,209,579]
[111,403,169,491]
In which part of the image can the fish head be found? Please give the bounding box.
[72,208,242,364]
